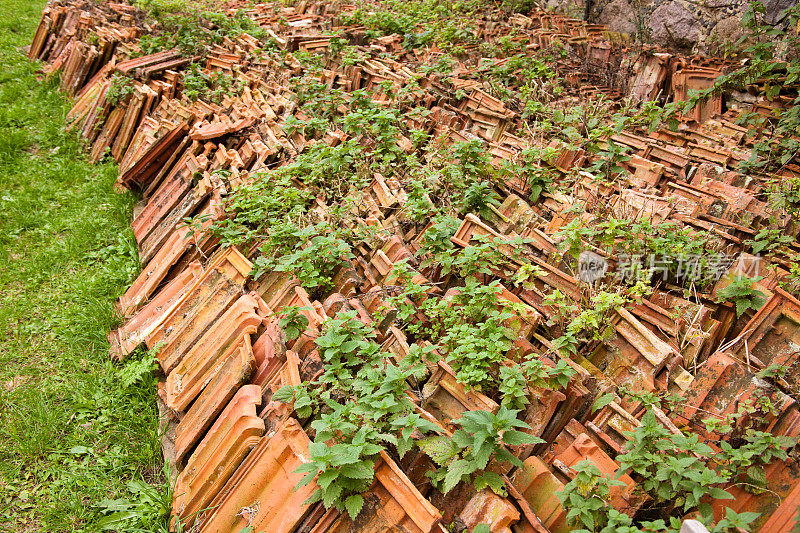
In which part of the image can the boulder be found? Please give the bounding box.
[711,14,744,45]
[649,0,701,49]
[763,0,795,24]
[599,0,638,35]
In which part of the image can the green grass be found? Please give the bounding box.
[0,0,170,530]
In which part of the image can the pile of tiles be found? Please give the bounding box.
[30,1,800,532]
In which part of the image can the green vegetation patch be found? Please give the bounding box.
[0,0,168,530]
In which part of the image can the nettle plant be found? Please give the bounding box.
[746,226,794,255]
[278,305,309,342]
[274,311,549,518]
[385,260,576,403]
[558,407,795,533]
[555,216,716,290]
[205,172,312,247]
[423,138,501,217]
[274,311,438,518]
[420,406,543,494]
[106,73,136,106]
[548,288,630,357]
[499,145,557,203]
[200,173,359,296]
[617,410,732,515]
[499,357,575,410]
[272,230,354,296]
[137,8,267,57]
[181,62,245,103]
[715,275,767,318]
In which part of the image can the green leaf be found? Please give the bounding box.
[591,392,615,413]
[329,445,361,466]
[302,488,324,507]
[735,298,752,318]
[295,462,321,474]
[309,442,330,460]
[339,462,375,480]
[443,459,472,494]
[471,440,495,471]
[501,430,544,446]
[474,471,505,493]
[322,482,343,508]
[708,487,734,500]
[361,443,384,456]
[417,435,457,466]
[452,430,473,449]
[296,471,318,489]
[344,494,364,520]
[69,445,90,455]
[272,385,296,403]
[722,508,761,528]
[317,469,338,490]
[96,511,137,529]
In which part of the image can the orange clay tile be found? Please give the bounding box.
[257,349,301,432]
[588,308,678,394]
[309,451,442,533]
[274,286,327,331]
[251,320,287,385]
[381,326,412,366]
[131,164,191,245]
[154,270,242,375]
[173,333,256,463]
[612,307,677,369]
[118,202,229,315]
[255,270,299,310]
[118,121,189,189]
[117,223,198,314]
[198,417,317,533]
[711,458,800,531]
[732,288,800,388]
[139,179,209,266]
[759,476,800,533]
[254,346,300,393]
[451,213,514,253]
[108,260,202,360]
[673,350,800,443]
[147,248,252,373]
[497,285,541,340]
[555,433,639,513]
[511,456,570,533]
[519,383,566,443]
[458,489,520,533]
[165,294,262,411]
[172,385,264,528]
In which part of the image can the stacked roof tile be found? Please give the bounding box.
[30,1,800,531]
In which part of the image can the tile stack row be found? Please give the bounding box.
[29,1,800,532]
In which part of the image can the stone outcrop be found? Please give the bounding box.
[546,0,796,52]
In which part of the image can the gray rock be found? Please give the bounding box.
[711,14,744,45]
[649,0,701,49]
[704,0,746,9]
[599,0,638,34]
[547,0,587,18]
[763,0,796,24]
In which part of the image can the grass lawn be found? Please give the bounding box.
[0,0,170,530]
